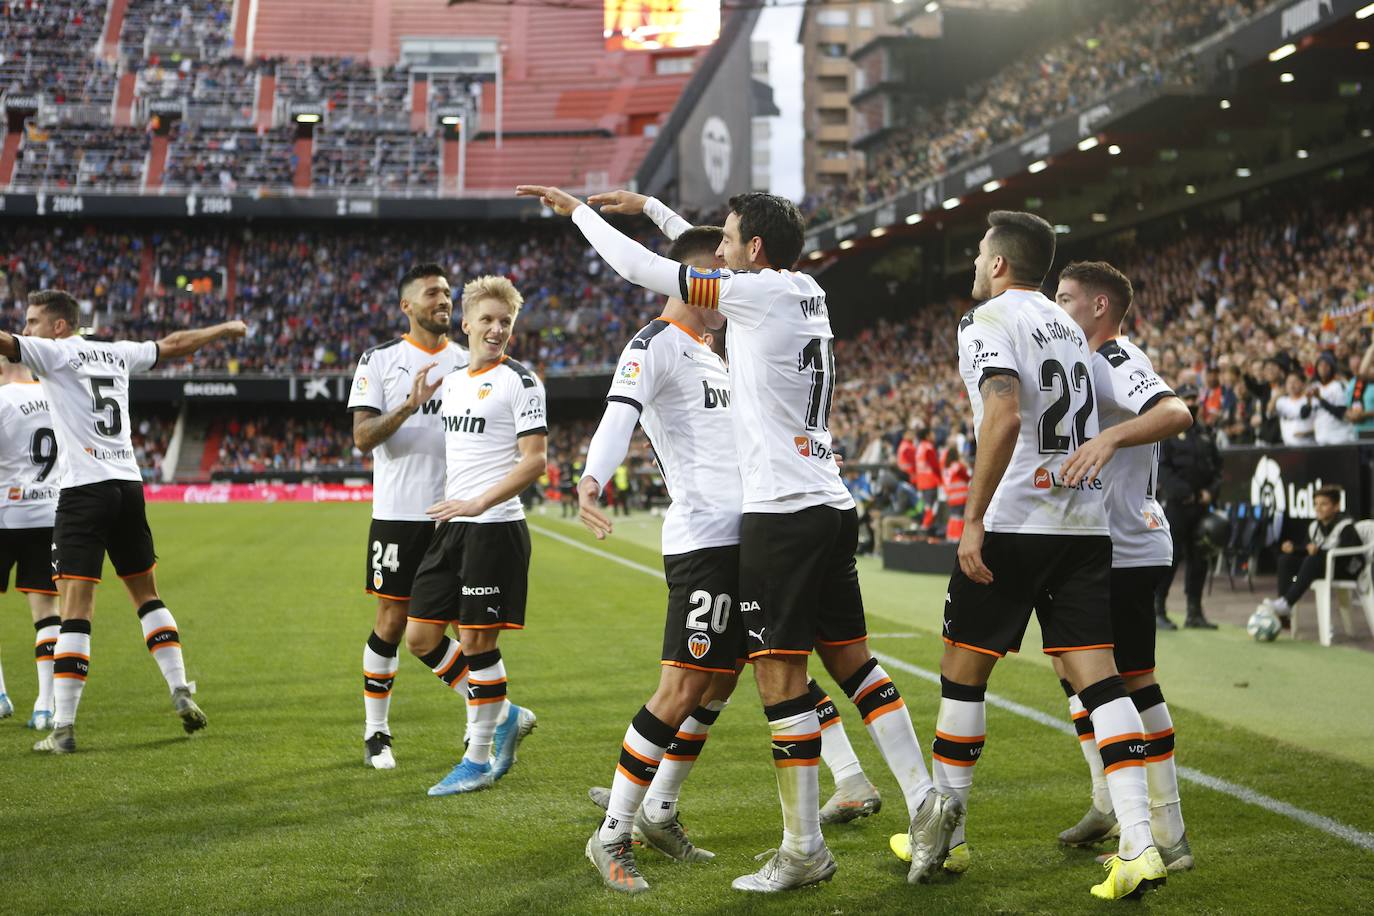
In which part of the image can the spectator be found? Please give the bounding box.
[941,445,970,541]
[1312,352,1355,445]
[1273,372,1316,446]
[1348,339,1374,439]
[1258,486,1366,628]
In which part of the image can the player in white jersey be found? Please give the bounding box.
[1050,262,1195,870]
[405,276,544,797]
[0,357,61,728]
[519,184,940,893]
[575,201,886,894]
[930,213,1166,900]
[348,263,469,770]
[0,289,245,753]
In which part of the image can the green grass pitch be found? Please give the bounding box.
[1,503,1372,914]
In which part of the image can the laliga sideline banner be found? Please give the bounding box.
[1219,444,1370,542]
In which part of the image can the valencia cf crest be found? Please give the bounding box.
[372,570,384,590]
[687,633,711,660]
[477,382,493,400]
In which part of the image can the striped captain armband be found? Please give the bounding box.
[680,265,724,310]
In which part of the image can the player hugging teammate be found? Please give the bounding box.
[509,179,1187,901]
[350,267,543,796]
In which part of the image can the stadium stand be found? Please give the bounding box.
[806,0,1258,225]
[11,123,148,189]
[2,0,711,196]
[0,0,115,106]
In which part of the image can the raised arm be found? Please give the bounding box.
[959,373,1022,585]
[1060,395,1193,486]
[586,190,694,241]
[0,330,17,361]
[516,185,684,301]
[156,320,248,360]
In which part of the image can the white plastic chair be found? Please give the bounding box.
[1304,519,1374,647]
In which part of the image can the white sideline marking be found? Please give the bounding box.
[532,523,1374,855]
[872,652,1374,855]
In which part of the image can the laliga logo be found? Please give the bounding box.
[1250,455,1339,520]
[1251,456,1286,517]
[619,360,641,381]
[687,632,712,660]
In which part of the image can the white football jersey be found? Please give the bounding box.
[16,335,158,488]
[1092,338,1173,568]
[607,318,742,555]
[348,335,469,521]
[0,380,60,528]
[1314,380,1355,444]
[1274,395,1315,444]
[440,356,547,524]
[682,266,853,514]
[956,288,1108,536]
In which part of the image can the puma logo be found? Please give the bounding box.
[467,684,479,698]
[772,742,797,757]
[749,628,766,643]
[486,607,500,616]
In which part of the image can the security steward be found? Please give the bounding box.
[1154,383,1222,630]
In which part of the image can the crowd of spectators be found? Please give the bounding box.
[211,411,365,474]
[4,174,1372,504]
[12,124,149,189]
[163,124,297,191]
[0,0,114,105]
[276,57,412,129]
[806,0,1256,226]
[121,0,233,60]
[312,130,439,192]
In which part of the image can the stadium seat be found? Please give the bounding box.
[1304,520,1374,647]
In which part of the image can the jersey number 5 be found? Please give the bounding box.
[1037,359,1093,454]
[89,377,122,436]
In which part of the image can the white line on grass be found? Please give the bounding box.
[532,525,1374,855]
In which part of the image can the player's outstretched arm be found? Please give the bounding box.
[577,400,640,539]
[1060,395,1192,487]
[587,190,693,242]
[156,320,248,359]
[427,433,548,522]
[353,362,441,453]
[0,330,18,361]
[959,373,1022,585]
[516,185,682,301]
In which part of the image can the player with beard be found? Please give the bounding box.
[349,264,469,769]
